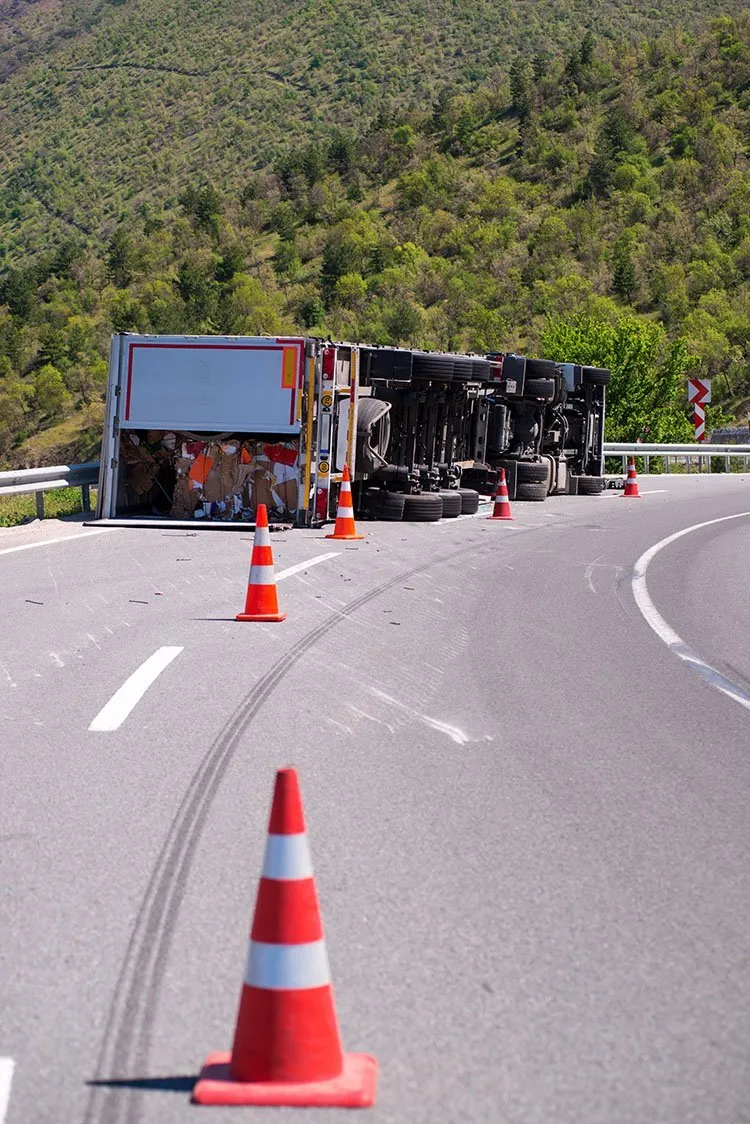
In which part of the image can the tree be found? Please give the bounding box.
[579,31,596,66]
[541,313,696,441]
[509,58,532,120]
[178,183,222,236]
[215,244,246,283]
[273,240,301,279]
[218,274,283,336]
[612,234,638,299]
[107,227,136,288]
[383,299,423,344]
[328,132,356,176]
[33,364,70,419]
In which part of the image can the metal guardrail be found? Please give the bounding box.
[603,443,750,475]
[1,443,748,522]
[0,462,100,518]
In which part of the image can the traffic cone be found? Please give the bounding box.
[236,504,287,621]
[325,464,364,540]
[487,468,514,520]
[623,457,641,498]
[192,768,378,1107]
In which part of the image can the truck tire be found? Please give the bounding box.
[438,490,462,517]
[412,353,454,382]
[498,459,548,484]
[458,487,480,514]
[526,359,558,379]
[362,489,405,520]
[356,396,392,473]
[515,481,547,502]
[472,359,493,382]
[451,357,474,382]
[581,365,610,386]
[524,377,556,400]
[574,475,605,495]
[360,347,413,382]
[403,493,444,521]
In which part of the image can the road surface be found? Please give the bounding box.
[1,474,749,1124]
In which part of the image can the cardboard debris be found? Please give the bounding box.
[121,431,300,522]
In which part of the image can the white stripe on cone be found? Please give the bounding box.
[253,525,272,547]
[244,939,331,990]
[261,833,314,880]
[248,564,277,586]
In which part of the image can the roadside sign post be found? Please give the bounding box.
[688,379,711,465]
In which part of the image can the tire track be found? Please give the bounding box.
[82,539,488,1124]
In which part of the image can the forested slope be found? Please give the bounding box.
[0,12,747,464]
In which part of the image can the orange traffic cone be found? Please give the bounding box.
[623,457,641,498]
[192,768,378,1107]
[487,469,514,520]
[325,464,364,540]
[236,504,287,621]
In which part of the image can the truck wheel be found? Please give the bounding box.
[451,357,474,382]
[412,353,454,381]
[472,359,493,382]
[458,487,480,514]
[515,481,547,502]
[574,475,605,495]
[524,377,556,400]
[362,489,405,520]
[526,359,558,379]
[438,490,462,517]
[461,466,496,494]
[581,366,610,386]
[403,493,444,521]
[498,459,548,485]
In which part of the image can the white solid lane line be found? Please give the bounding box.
[89,646,184,732]
[632,511,750,713]
[0,528,111,558]
[276,552,340,581]
[0,1058,14,1124]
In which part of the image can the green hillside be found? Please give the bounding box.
[0,6,748,466]
[0,0,747,251]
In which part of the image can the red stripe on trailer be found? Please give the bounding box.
[124,341,300,423]
[251,879,324,944]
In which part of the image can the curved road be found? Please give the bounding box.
[1,473,749,1124]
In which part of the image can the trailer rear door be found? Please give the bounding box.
[119,334,305,433]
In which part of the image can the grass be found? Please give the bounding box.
[8,404,104,469]
[0,485,98,527]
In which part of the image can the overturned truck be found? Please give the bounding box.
[96,334,608,526]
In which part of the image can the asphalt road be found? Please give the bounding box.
[1,474,749,1124]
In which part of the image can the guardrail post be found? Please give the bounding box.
[665,455,670,473]
[81,483,91,512]
[35,490,45,519]
[644,454,650,475]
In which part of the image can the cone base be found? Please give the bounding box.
[325,532,365,540]
[487,513,514,520]
[622,491,641,498]
[236,612,287,622]
[192,1051,378,1107]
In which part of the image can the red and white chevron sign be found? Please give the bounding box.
[688,378,711,404]
[688,378,711,442]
